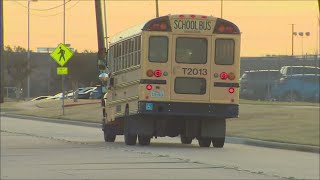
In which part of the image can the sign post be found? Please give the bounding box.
[50,43,74,115]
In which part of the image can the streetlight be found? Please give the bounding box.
[294,31,310,57]
[155,0,159,18]
[27,0,37,98]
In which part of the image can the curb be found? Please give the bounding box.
[2,113,319,154]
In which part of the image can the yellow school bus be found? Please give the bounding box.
[102,14,241,148]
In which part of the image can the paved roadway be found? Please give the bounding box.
[1,116,319,180]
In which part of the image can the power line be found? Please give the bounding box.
[31,0,81,17]
[12,0,72,11]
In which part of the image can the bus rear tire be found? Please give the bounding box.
[125,133,137,145]
[104,132,116,142]
[180,136,192,144]
[124,106,137,145]
[138,135,151,146]
[198,138,211,147]
[212,137,225,148]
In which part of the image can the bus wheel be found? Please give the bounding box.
[180,136,192,144]
[124,107,137,145]
[198,138,211,147]
[125,133,137,145]
[138,135,151,146]
[212,137,225,148]
[104,132,116,142]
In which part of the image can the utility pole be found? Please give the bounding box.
[0,0,4,103]
[291,24,295,56]
[95,0,107,106]
[95,0,106,70]
[103,0,108,49]
[155,0,159,17]
[61,0,66,115]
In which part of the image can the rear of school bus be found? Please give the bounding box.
[137,14,240,147]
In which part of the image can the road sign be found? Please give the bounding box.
[57,67,68,75]
[50,43,74,66]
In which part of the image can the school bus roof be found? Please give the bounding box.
[109,14,237,45]
[109,23,144,45]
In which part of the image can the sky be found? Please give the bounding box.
[3,0,320,57]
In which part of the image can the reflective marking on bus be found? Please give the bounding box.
[106,96,139,105]
[214,82,240,87]
[140,79,167,84]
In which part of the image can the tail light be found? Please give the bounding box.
[154,70,162,77]
[146,84,153,90]
[220,72,228,80]
[228,72,236,80]
[229,87,235,93]
[146,69,154,77]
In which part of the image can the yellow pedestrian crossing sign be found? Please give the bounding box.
[50,43,74,66]
[57,67,68,75]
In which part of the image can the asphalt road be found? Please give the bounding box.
[1,116,319,180]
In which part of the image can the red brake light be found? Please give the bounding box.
[220,72,228,80]
[190,15,196,18]
[201,15,207,18]
[229,87,235,93]
[179,15,185,18]
[146,84,152,90]
[154,70,162,77]
[147,69,154,77]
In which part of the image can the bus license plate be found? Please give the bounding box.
[151,91,164,98]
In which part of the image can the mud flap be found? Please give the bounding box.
[128,116,154,136]
[200,119,226,138]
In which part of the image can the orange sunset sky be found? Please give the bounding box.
[3,0,320,57]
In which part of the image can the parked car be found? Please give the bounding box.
[280,66,320,76]
[89,86,103,99]
[31,96,53,101]
[240,70,282,100]
[271,74,320,102]
[78,87,96,99]
[66,88,84,98]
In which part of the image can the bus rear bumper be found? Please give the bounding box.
[138,101,239,118]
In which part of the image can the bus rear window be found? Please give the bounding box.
[176,38,207,64]
[148,36,168,63]
[215,39,235,65]
[174,77,206,95]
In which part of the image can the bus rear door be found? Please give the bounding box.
[170,35,211,102]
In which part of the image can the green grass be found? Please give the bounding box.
[240,99,319,106]
[1,99,319,146]
[227,104,319,146]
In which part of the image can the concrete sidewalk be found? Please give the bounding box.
[2,113,319,154]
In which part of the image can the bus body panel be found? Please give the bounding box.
[139,31,172,102]
[210,34,241,104]
[170,34,212,102]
